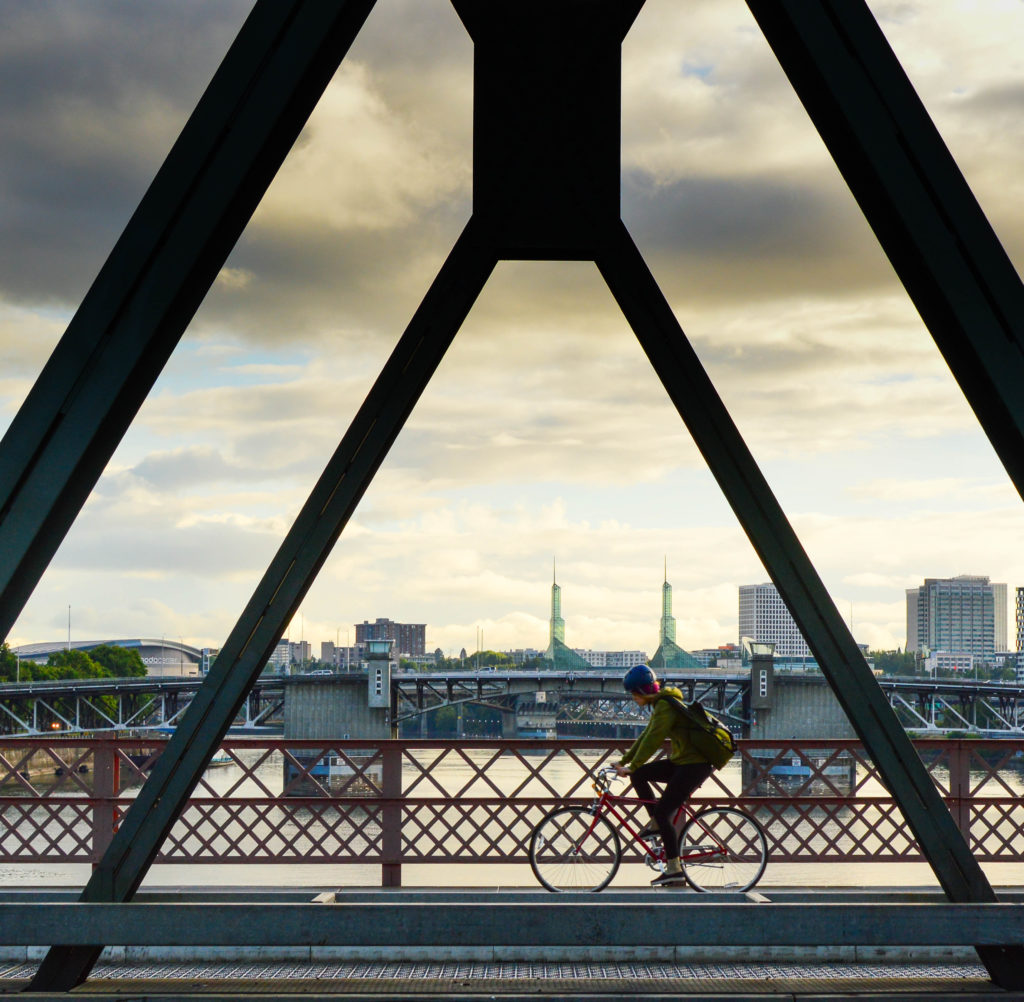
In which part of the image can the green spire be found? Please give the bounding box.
[651,561,702,670]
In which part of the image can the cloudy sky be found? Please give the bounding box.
[3,0,1024,658]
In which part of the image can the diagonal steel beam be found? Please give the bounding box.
[596,222,1024,989]
[29,219,497,991]
[0,0,377,641]
[746,0,1024,502]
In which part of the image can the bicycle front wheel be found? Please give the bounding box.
[679,807,768,892]
[529,807,621,892]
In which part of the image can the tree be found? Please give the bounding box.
[45,649,111,680]
[89,644,147,678]
[869,649,917,676]
[0,643,19,682]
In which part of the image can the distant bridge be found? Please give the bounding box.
[0,675,283,736]
[391,670,750,729]
[2,670,1022,737]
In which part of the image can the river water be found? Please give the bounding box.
[3,747,1024,891]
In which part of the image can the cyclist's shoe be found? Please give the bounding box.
[650,869,686,888]
[636,820,659,838]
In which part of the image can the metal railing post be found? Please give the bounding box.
[947,740,971,843]
[381,742,402,887]
[91,743,117,867]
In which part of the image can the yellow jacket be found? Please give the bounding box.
[619,686,708,769]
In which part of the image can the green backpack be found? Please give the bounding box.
[660,693,736,770]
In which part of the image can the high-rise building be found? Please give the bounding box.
[355,619,426,657]
[907,575,1004,660]
[738,582,811,658]
[905,588,920,653]
[1016,587,1024,652]
[993,583,1008,653]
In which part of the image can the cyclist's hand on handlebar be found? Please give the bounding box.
[613,765,632,778]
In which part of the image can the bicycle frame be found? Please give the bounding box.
[585,778,725,865]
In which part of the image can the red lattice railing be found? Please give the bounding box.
[1,737,1022,883]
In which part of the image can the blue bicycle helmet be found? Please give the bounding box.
[623,664,657,693]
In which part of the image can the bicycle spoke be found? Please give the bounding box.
[529,807,621,892]
[679,807,768,892]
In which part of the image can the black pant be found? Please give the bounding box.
[630,760,713,859]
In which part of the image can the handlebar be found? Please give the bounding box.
[592,766,622,792]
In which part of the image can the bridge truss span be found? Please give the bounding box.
[0,677,284,737]
[880,677,1024,735]
[391,670,751,729]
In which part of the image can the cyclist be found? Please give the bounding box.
[615,664,714,887]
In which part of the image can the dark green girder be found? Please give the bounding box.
[3,0,1021,990]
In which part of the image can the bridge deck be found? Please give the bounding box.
[0,888,1017,1000]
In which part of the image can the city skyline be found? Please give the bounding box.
[4,2,1024,656]
[13,567,1023,661]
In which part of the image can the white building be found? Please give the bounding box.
[267,638,290,673]
[924,650,974,675]
[738,583,811,659]
[571,649,648,668]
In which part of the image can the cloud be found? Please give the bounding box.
[0,0,253,306]
[253,62,468,234]
[846,477,1018,505]
[6,0,1024,661]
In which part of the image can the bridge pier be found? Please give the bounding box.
[746,671,857,794]
[283,675,390,740]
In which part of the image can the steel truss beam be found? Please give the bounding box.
[0,0,377,640]
[746,0,1024,502]
[32,220,496,988]
[595,223,1023,986]
[6,900,1024,948]
[16,0,1024,990]
[888,690,1024,736]
[0,678,284,736]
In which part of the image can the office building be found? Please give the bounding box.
[738,583,811,658]
[509,648,543,665]
[691,644,742,669]
[355,618,426,657]
[267,638,290,673]
[994,583,1008,654]
[1016,587,1024,652]
[925,650,974,675]
[290,640,311,666]
[907,575,1004,660]
[906,588,920,653]
[572,649,648,668]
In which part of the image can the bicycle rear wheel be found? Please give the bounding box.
[679,807,768,892]
[529,807,621,892]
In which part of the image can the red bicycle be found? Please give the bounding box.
[529,766,768,892]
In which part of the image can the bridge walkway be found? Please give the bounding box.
[0,957,1008,1000]
[1,887,1021,1000]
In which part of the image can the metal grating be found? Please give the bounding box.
[0,959,992,980]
